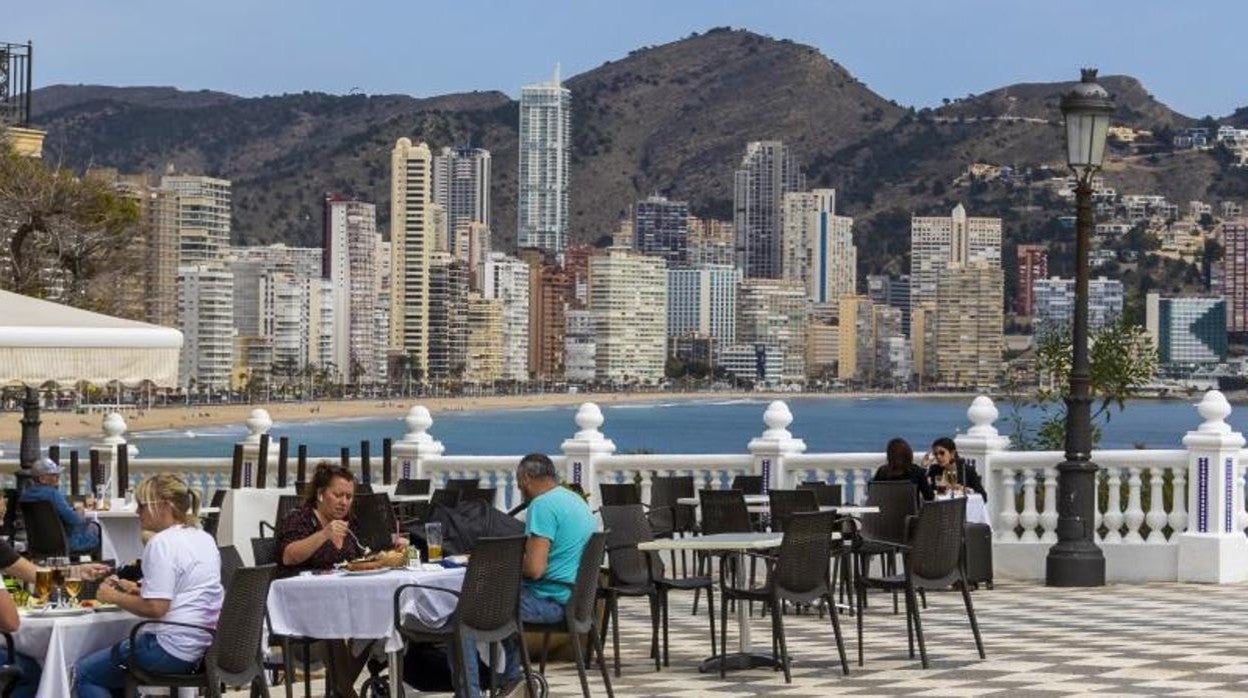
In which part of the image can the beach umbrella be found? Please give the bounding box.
[0,289,183,471]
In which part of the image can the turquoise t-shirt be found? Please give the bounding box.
[525,486,596,604]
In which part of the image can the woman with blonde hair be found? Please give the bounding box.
[73,474,223,698]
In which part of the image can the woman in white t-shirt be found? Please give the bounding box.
[74,474,223,698]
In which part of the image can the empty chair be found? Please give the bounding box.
[218,545,245,591]
[730,475,764,495]
[855,497,985,668]
[854,481,920,613]
[693,490,753,615]
[528,532,613,697]
[599,483,642,506]
[258,494,303,538]
[251,537,278,567]
[767,489,818,533]
[444,478,480,492]
[394,478,431,496]
[797,481,844,507]
[201,489,227,538]
[353,493,398,552]
[649,475,696,578]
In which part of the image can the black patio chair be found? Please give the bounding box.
[354,482,374,495]
[124,564,276,697]
[353,493,399,552]
[718,510,849,682]
[730,475,763,495]
[649,476,696,578]
[258,495,303,539]
[855,497,984,668]
[395,478,431,496]
[529,532,613,698]
[599,483,642,506]
[798,481,843,507]
[0,632,21,698]
[20,499,102,560]
[393,535,543,697]
[218,545,244,592]
[768,489,818,533]
[599,505,715,676]
[854,481,920,613]
[202,489,227,538]
[444,478,481,492]
[694,489,754,615]
[251,537,278,567]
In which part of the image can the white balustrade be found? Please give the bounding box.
[1018,470,1040,542]
[1144,467,1168,544]
[997,467,1019,541]
[1103,468,1125,543]
[1039,471,1058,543]
[1169,469,1188,533]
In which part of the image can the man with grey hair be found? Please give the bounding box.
[460,452,595,697]
[20,457,99,555]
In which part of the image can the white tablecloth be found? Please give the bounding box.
[218,487,297,565]
[14,610,139,696]
[267,566,465,652]
[92,509,145,564]
[936,492,990,526]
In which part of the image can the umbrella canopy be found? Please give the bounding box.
[0,290,183,387]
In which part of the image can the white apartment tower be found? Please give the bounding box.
[432,147,491,257]
[590,249,668,384]
[390,138,434,378]
[910,203,1002,315]
[482,253,532,381]
[667,264,740,347]
[323,197,381,384]
[161,175,232,267]
[782,189,855,311]
[178,265,235,390]
[734,141,805,279]
[518,67,571,253]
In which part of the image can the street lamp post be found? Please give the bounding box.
[1046,68,1115,586]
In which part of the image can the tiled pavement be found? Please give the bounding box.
[233,581,1248,696]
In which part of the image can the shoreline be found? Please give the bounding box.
[0,390,988,443]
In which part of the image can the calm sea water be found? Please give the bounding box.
[25,395,1240,460]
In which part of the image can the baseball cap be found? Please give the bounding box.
[32,458,62,476]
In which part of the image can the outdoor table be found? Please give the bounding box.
[677,494,769,513]
[638,531,838,674]
[91,508,144,564]
[821,505,879,516]
[935,492,990,525]
[218,487,297,564]
[267,565,466,697]
[388,494,432,504]
[14,608,139,696]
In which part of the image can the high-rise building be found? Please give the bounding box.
[718,343,783,386]
[633,196,691,266]
[781,189,855,310]
[177,265,234,390]
[464,294,503,383]
[687,217,736,267]
[323,196,381,384]
[482,253,531,381]
[837,295,874,383]
[226,247,333,379]
[1032,276,1124,338]
[933,262,1004,389]
[562,244,595,308]
[463,222,492,290]
[805,316,839,380]
[589,249,667,384]
[90,170,180,326]
[737,279,809,382]
[432,146,490,256]
[427,253,469,382]
[390,138,434,378]
[910,203,1002,323]
[1222,219,1248,334]
[666,264,740,348]
[518,68,571,253]
[563,308,597,383]
[871,305,909,388]
[161,175,231,267]
[1015,244,1048,317]
[866,274,911,337]
[734,141,805,279]
[1145,293,1227,367]
[519,249,572,381]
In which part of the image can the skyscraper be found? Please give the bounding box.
[933,262,1004,389]
[667,264,739,347]
[687,217,736,267]
[1145,293,1227,368]
[390,138,434,379]
[518,67,571,253]
[633,195,691,266]
[1222,219,1248,334]
[734,141,805,279]
[518,249,572,381]
[482,253,531,382]
[323,196,380,384]
[781,189,855,310]
[737,279,809,382]
[432,146,490,256]
[589,249,667,384]
[161,174,232,267]
[909,203,1002,319]
[1015,244,1048,317]
[177,265,234,390]
[464,294,503,383]
[90,170,180,326]
[1032,276,1124,338]
[866,274,911,337]
[427,252,469,382]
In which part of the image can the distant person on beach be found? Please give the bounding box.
[922,437,986,497]
[872,437,934,501]
[20,458,100,555]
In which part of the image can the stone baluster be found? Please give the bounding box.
[749,401,807,495]
[1144,466,1169,543]
[90,412,136,499]
[1179,390,1248,582]
[1039,469,1059,543]
[561,403,615,508]
[849,468,866,505]
[390,406,445,481]
[1018,470,1040,542]
[1102,468,1124,543]
[997,468,1019,541]
[954,395,1011,532]
[1122,467,1146,543]
[638,471,654,507]
[1094,471,1105,537]
[1168,469,1188,534]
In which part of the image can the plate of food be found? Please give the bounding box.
[337,549,408,574]
[25,605,93,617]
[79,600,121,612]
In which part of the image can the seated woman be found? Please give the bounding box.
[872,437,935,501]
[923,437,987,497]
[20,458,99,555]
[74,474,222,698]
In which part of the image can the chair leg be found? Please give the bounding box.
[960,574,986,659]
[908,584,929,668]
[919,588,928,610]
[826,592,849,675]
[540,632,550,674]
[773,599,791,684]
[252,675,271,698]
[488,640,498,698]
[705,585,717,658]
[661,590,670,667]
[517,622,538,698]
[905,589,915,658]
[719,589,730,679]
[648,594,660,671]
[854,564,866,667]
[281,637,294,698]
[692,552,703,615]
[590,626,616,698]
[570,630,592,698]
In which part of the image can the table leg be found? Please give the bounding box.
[390,649,405,698]
[697,550,777,674]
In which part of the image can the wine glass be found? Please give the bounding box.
[63,575,83,607]
[33,567,52,607]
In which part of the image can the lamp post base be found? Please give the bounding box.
[1045,542,1106,587]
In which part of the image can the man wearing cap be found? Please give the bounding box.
[19,458,100,555]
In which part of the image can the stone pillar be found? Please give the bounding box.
[747,401,806,492]
[236,409,272,488]
[90,412,137,498]
[1178,390,1248,583]
[561,403,615,506]
[955,396,1011,530]
[391,406,444,480]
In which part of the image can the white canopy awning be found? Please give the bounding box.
[0,290,183,388]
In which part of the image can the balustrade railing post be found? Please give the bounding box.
[1178,390,1248,582]
[237,409,272,488]
[561,403,615,507]
[747,401,806,494]
[954,396,1010,532]
[391,406,444,481]
[90,412,134,499]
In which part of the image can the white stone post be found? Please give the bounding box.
[1178,390,1248,583]
[391,406,444,481]
[747,401,806,493]
[954,396,1011,531]
[237,409,272,488]
[561,403,615,506]
[90,412,137,498]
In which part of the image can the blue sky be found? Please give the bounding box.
[12,1,1246,117]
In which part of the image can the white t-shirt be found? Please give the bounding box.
[140,525,223,662]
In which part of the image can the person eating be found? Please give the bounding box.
[20,458,100,556]
[922,437,987,497]
[73,474,222,697]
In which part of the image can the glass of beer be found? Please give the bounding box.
[424,522,444,562]
[33,568,52,605]
[64,576,83,606]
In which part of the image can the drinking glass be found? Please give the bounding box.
[64,576,82,606]
[49,557,69,607]
[33,568,52,606]
[424,523,444,562]
[95,485,107,510]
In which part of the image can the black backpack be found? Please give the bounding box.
[410,498,525,557]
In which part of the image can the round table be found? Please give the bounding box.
[936,492,990,525]
[90,509,144,564]
[14,608,138,696]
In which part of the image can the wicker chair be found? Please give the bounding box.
[353,493,398,552]
[529,532,613,698]
[718,511,849,681]
[445,478,481,492]
[855,497,984,668]
[251,537,278,567]
[258,495,303,538]
[218,545,245,591]
[202,489,227,538]
[599,483,641,506]
[649,476,696,578]
[767,489,818,533]
[0,632,21,698]
[124,564,277,697]
[694,490,753,615]
[395,478,431,496]
[393,535,543,697]
[20,499,102,560]
[797,481,843,507]
[854,481,920,613]
[599,505,716,676]
[730,475,763,495]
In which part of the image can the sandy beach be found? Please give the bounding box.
[0,390,978,444]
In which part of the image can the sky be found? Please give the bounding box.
[11,1,1248,117]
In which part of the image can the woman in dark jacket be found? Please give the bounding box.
[923,437,987,497]
[872,437,934,501]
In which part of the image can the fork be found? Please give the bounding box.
[344,527,372,557]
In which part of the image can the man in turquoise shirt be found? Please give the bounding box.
[460,453,595,697]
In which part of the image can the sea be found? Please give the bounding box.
[20,395,1239,460]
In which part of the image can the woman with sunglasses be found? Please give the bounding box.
[73,474,222,698]
[922,437,987,497]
